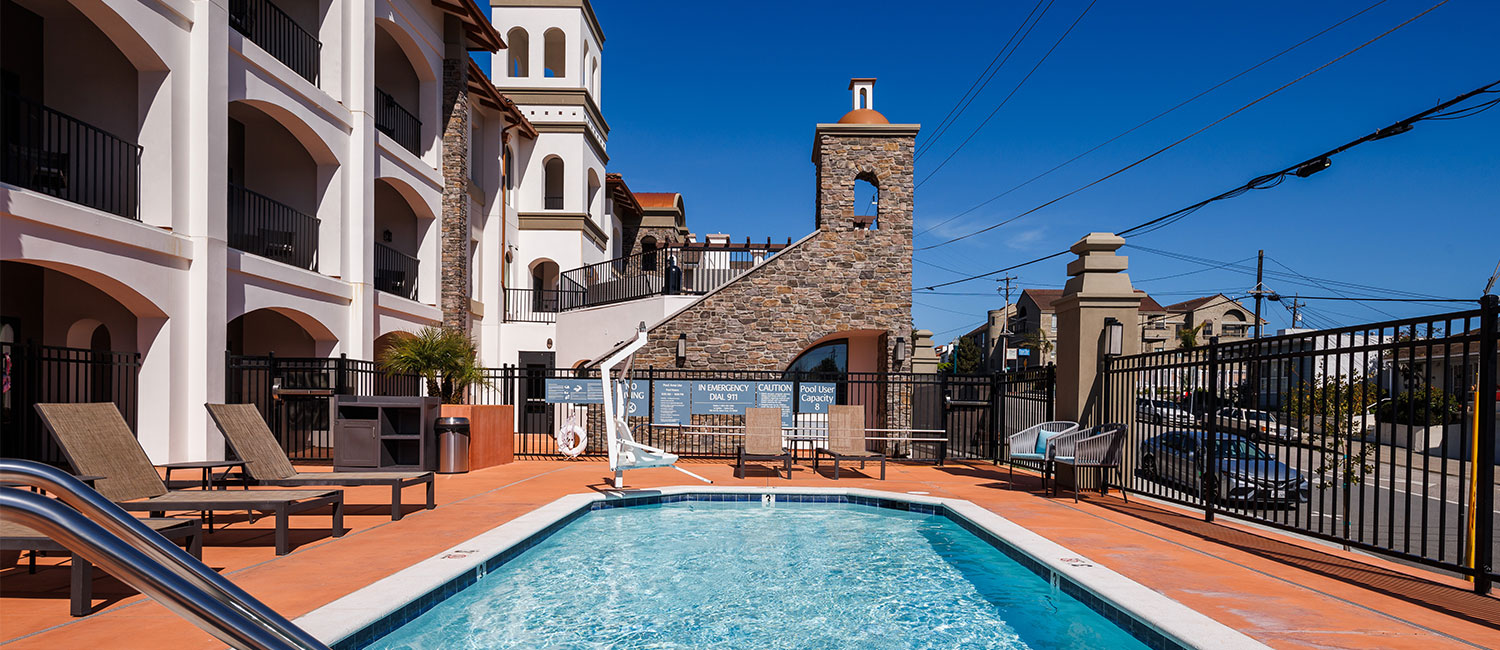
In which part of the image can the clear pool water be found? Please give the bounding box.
[369,502,1151,649]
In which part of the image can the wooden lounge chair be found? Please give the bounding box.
[206,404,436,520]
[34,403,345,556]
[814,405,885,480]
[1,518,201,616]
[1004,421,1079,492]
[1052,423,1128,502]
[736,408,793,479]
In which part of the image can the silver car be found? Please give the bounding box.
[1140,430,1310,506]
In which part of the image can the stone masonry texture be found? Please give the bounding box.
[439,57,471,332]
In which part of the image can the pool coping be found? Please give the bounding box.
[294,486,1268,650]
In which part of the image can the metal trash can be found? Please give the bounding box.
[436,417,470,474]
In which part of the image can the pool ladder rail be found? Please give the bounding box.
[0,459,330,650]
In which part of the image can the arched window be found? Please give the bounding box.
[858,88,868,109]
[640,236,658,271]
[590,58,599,96]
[543,28,566,78]
[854,173,879,229]
[507,28,529,77]
[785,340,848,377]
[586,169,601,223]
[543,157,564,209]
[503,145,514,202]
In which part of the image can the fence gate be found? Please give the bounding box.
[943,374,996,460]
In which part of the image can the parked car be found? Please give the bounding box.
[1200,407,1300,443]
[1139,430,1310,506]
[1137,398,1195,425]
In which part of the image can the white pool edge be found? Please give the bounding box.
[293,486,1267,650]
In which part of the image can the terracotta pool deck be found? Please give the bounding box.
[2,459,1497,649]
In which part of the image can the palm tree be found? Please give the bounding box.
[378,327,489,404]
[1176,322,1208,349]
[1020,329,1053,363]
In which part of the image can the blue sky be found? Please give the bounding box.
[542,1,1497,339]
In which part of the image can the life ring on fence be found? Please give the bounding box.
[556,422,588,458]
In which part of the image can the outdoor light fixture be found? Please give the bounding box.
[1103,317,1124,357]
[676,333,687,364]
[1294,157,1331,178]
[895,336,908,365]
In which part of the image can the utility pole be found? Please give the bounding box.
[996,275,1018,372]
[1288,294,1305,327]
[1251,250,1266,341]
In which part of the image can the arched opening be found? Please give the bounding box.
[506,27,529,77]
[529,259,561,313]
[1221,309,1248,338]
[590,58,599,96]
[854,172,879,230]
[640,235,659,272]
[226,308,335,357]
[858,88,868,109]
[503,145,515,205]
[543,156,565,209]
[373,22,425,156]
[227,100,328,271]
[2,0,148,220]
[543,28,566,78]
[586,168,602,224]
[373,178,431,301]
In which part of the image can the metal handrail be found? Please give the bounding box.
[0,460,329,650]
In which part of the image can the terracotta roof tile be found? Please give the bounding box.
[635,192,680,209]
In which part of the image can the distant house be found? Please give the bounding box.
[1006,289,1172,367]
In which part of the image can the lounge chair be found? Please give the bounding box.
[1,517,201,616]
[814,405,885,480]
[34,403,345,556]
[205,404,435,520]
[1005,421,1079,492]
[736,408,793,479]
[1052,423,1128,502]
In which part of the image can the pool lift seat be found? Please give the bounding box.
[602,324,713,489]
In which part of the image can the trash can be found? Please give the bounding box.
[436,417,470,474]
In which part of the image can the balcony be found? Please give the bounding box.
[374,88,421,156]
[229,0,321,84]
[504,288,572,323]
[1,92,141,220]
[556,242,789,311]
[373,242,419,300]
[228,182,320,271]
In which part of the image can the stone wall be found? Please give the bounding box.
[439,56,470,331]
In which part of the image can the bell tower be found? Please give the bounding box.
[812,78,919,234]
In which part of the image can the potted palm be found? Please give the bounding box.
[379,327,514,468]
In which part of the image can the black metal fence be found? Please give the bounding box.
[1,342,141,466]
[373,242,419,300]
[556,242,791,311]
[374,88,421,155]
[1,91,142,220]
[229,0,321,84]
[1100,301,1498,593]
[503,288,567,322]
[228,182,320,271]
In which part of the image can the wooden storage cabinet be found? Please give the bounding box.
[332,396,440,471]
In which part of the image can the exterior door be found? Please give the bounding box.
[518,351,554,436]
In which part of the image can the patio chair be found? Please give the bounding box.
[1004,421,1079,492]
[34,403,345,556]
[814,405,885,480]
[205,403,436,521]
[1052,423,1128,502]
[1,517,201,616]
[736,408,793,479]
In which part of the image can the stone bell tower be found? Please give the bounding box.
[813,78,919,235]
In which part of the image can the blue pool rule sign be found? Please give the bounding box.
[691,381,756,414]
[653,381,690,424]
[799,383,838,413]
[545,379,604,404]
[756,382,796,426]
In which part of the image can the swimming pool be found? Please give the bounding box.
[299,489,1265,650]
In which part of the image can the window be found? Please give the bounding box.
[503,146,514,205]
[641,236,658,271]
[785,340,847,377]
[543,157,564,209]
[543,28,565,77]
[507,28,529,77]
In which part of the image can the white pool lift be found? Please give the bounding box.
[601,324,713,489]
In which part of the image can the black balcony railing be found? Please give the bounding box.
[229,0,321,84]
[544,195,564,210]
[374,88,421,155]
[374,242,419,300]
[556,242,789,311]
[504,288,575,322]
[1,92,141,220]
[228,183,320,271]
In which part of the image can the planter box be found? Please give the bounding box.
[439,404,515,470]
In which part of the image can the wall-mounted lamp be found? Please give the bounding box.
[894,336,908,365]
[1103,317,1124,357]
[676,333,687,365]
[381,229,393,243]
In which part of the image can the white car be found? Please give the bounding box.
[1137,399,1195,425]
[1200,407,1301,443]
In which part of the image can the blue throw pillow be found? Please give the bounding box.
[1035,430,1058,455]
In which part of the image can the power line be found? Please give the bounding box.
[1265,256,1396,319]
[1275,295,1472,303]
[1127,245,1463,302]
[914,301,988,316]
[913,0,1390,238]
[915,0,1053,160]
[917,0,1452,252]
[912,76,1498,291]
[1134,256,1256,283]
[915,0,1099,188]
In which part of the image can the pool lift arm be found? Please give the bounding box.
[601,324,713,489]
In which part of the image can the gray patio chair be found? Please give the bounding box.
[1,517,201,616]
[735,408,793,479]
[206,403,435,520]
[814,405,885,480]
[1052,423,1128,502]
[1005,421,1079,491]
[34,403,345,556]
